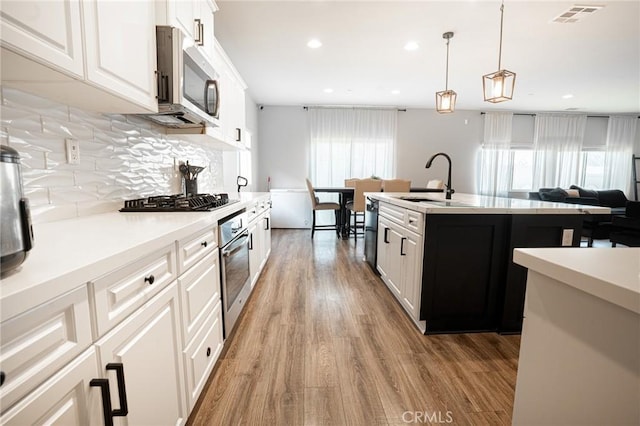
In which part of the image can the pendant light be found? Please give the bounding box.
[436,32,456,113]
[483,1,516,103]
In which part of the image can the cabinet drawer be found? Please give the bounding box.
[183,300,223,410]
[247,202,260,223]
[90,244,177,337]
[178,249,221,346]
[0,347,102,425]
[406,210,424,235]
[0,285,92,413]
[178,227,217,273]
[379,202,405,226]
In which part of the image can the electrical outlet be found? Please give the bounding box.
[65,139,80,164]
[562,229,574,246]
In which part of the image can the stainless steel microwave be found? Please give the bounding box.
[144,26,220,128]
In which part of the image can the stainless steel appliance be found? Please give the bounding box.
[1,146,34,276]
[141,26,220,129]
[218,209,251,336]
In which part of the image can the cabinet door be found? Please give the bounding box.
[376,217,391,280]
[171,0,197,40]
[248,221,261,288]
[82,0,158,112]
[0,0,84,77]
[0,348,102,425]
[377,217,402,297]
[401,232,423,320]
[198,0,216,62]
[95,281,187,426]
[261,212,272,264]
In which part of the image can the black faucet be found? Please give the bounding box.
[425,152,454,200]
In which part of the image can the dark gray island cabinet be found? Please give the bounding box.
[367,192,610,334]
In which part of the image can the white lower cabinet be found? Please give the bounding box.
[377,206,424,328]
[248,206,272,288]
[94,280,187,426]
[183,300,223,410]
[0,347,102,425]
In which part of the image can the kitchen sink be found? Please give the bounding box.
[398,196,475,208]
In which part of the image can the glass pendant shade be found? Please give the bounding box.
[483,2,516,103]
[483,69,516,103]
[436,90,457,113]
[436,31,456,114]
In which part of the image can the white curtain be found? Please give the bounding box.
[308,108,397,187]
[603,116,638,195]
[532,113,587,189]
[477,112,513,197]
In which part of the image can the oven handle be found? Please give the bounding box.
[222,232,250,257]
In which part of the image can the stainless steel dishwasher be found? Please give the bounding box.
[364,196,379,274]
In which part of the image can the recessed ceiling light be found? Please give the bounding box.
[404,41,419,51]
[391,90,400,94]
[323,88,334,93]
[307,39,322,49]
[562,94,574,99]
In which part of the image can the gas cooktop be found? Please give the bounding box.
[120,193,237,212]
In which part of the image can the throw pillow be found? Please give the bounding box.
[539,188,568,202]
[569,185,599,200]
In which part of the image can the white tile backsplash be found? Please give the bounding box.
[1,87,224,223]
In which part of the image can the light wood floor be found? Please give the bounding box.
[188,229,521,425]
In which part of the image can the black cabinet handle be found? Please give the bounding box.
[201,241,208,248]
[90,363,128,426]
[0,371,5,386]
[235,128,241,142]
[144,274,155,285]
[249,233,253,250]
[400,237,407,256]
[383,227,390,243]
[264,217,270,230]
[206,347,211,357]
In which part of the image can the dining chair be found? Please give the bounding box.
[346,178,382,238]
[427,179,445,190]
[344,178,359,187]
[382,179,411,192]
[305,178,341,239]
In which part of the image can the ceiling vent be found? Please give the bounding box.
[552,4,604,23]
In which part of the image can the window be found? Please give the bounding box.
[308,108,397,187]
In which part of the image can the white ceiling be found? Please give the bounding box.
[214,0,640,114]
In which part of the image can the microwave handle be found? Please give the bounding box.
[204,80,219,116]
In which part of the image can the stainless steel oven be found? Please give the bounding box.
[218,209,250,337]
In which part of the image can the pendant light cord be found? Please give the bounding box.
[445,38,450,90]
[498,1,504,70]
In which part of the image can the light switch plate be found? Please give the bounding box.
[562,229,574,246]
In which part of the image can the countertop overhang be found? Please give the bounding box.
[514,247,640,315]
[0,192,270,321]
[366,192,612,215]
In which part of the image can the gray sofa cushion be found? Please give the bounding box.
[538,188,568,202]
[596,190,628,208]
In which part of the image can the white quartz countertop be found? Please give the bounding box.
[514,248,640,314]
[366,192,611,215]
[0,192,270,321]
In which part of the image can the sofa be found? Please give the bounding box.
[528,186,628,247]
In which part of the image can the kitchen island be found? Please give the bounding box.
[512,248,639,424]
[366,192,610,334]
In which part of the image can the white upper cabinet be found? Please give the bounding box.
[0,0,84,77]
[82,0,158,111]
[165,0,217,62]
[214,39,247,147]
[0,0,158,113]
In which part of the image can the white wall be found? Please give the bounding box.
[257,106,309,191]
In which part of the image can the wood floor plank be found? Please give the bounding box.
[187,230,521,426]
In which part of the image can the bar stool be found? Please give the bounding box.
[305,178,340,239]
